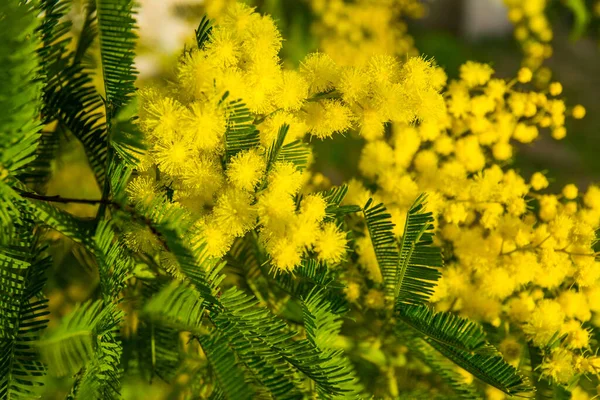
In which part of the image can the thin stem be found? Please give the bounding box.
[17,189,171,252]
[15,189,113,206]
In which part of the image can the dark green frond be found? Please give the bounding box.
[279,139,310,171]
[362,198,399,302]
[213,288,303,399]
[426,338,532,396]
[96,0,138,114]
[37,300,115,377]
[195,15,213,49]
[276,259,341,298]
[395,194,442,307]
[265,124,290,175]
[264,124,310,174]
[110,100,146,168]
[0,221,50,400]
[320,185,361,220]
[0,182,23,242]
[24,198,96,247]
[301,288,363,398]
[38,0,109,185]
[397,304,494,355]
[107,161,133,204]
[143,281,206,332]
[18,130,61,185]
[73,307,123,400]
[223,96,260,163]
[0,0,42,176]
[410,337,483,400]
[93,221,133,301]
[198,333,254,400]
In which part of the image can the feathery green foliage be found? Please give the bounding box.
[398,304,494,354]
[362,198,400,303]
[0,221,50,400]
[409,337,483,400]
[0,2,540,398]
[426,338,530,395]
[395,194,443,307]
[96,0,138,114]
[223,97,260,162]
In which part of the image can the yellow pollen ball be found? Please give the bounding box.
[530,172,549,191]
[314,222,347,264]
[549,82,562,96]
[562,184,578,200]
[572,105,586,119]
[517,67,533,83]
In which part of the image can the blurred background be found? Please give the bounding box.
[42,0,599,397]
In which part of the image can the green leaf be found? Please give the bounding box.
[0,221,50,400]
[38,0,109,186]
[37,300,115,377]
[198,333,254,400]
[93,220,134,301]
[143,281,206,332]
[110,100,146,168]
[564,0,591,40]
[426,338,531,396]
[223,96,260,163]
[397,304,494,354]
[96,0,138,114]
[409,337,483,400]
[301,287,363,398]
[24,198,96,247]
[195,15,213,49]
[212,288,303,399]
[396,194,442,307]
[319,184,361,220]
[264,124,310,174]
[0,182,22,243]
[362,198,399,301]
[0,0,43,176]
[73,307,123,400]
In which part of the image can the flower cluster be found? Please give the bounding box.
[132,1,596,394]
[307,0,423,66]
[131,3,444,273]
[504,0,553,70]
[343,60,597,391]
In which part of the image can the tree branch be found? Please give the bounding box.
[15,189,114,206]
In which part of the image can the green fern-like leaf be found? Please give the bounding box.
[144,281,206,332]
[362,198,399,302]
[23,198,96,247]
[72,307,123,400]
[395,194,442,307]
[0,221,50,400]
[0,0,42,176]
[96,0,138,114]
[110,100,146,168]
[319,185,361,220]
[38,0,109,185]
[37,300,117,377]
[198,333,254,400]
[223,96,260,163]
[397,304,494,355]
[409,337,483,400]
[426,338,531,396]
[213,288,303,399]
[195,15,213,49]
[301,287,363,398]
[93,221,133,301]
[265,124,310,175]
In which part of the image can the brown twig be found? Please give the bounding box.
[16,189,171,252]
